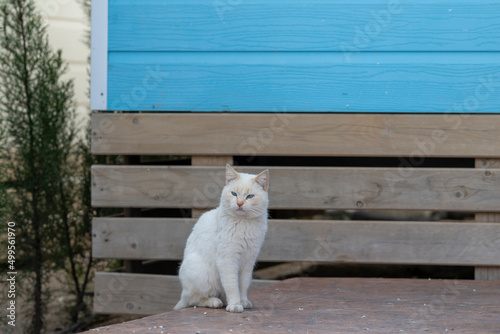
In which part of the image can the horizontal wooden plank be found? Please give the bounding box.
[92,218,500,266]
[91,166,500,211]
[106,52,500,112]
[91,114,500,157]
[93,272,275,315]
[109,1,500,51]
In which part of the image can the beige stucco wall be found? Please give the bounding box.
[36,0,90,136]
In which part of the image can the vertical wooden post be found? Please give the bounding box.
[191,156,233,218]
[123,155,143,273]
[474,158,500,280]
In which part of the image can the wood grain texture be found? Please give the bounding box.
[88,277,500,330]
[191,156,233,166]
[476,158,500,169]
[475,267,500,281]
[91,114,500,157]
[93,272,275,315]
[92,218,500,266]
[253,262,318,280]
[109,1,500,51]
[107,52,500,112]
[474,158,500,280]
[91,166,500,211]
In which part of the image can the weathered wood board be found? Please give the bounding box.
[92,165,500,211]
[93,218,500,266]
[93,272,275,315]
[91,114,500,157]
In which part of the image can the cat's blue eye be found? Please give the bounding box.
[246,194,255,199]
[231,191,237,197]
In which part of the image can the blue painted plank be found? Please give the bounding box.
[107,52,500,112]
[109,0,500,52]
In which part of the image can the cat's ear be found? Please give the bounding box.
[254,169,270,191]
[226,164,240,184]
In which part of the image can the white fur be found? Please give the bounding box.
[174,165,269,313]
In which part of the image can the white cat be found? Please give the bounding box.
[174,165,269,313]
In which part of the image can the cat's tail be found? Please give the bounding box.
[173,298,188,310]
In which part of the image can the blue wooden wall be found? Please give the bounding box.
[105,0,500,112]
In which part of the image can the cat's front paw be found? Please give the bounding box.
[198,297,223,309]
[241,299,253,309]
[226,304,244,313]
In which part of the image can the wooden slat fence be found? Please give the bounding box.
[91,113,500,315]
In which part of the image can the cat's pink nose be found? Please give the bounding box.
[237,202,244,207]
